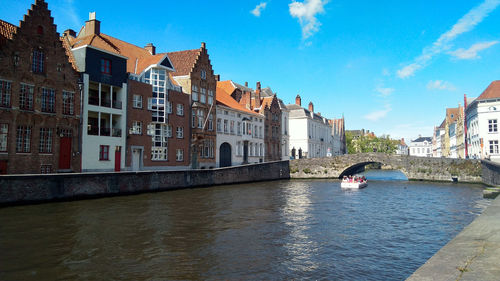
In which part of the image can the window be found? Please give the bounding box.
[208,90,214,104]
[41,88,55,113]
[62,91,74,115]
[40,165,52,174]
[230,120,235,134]
[192,85,199,101]
[19,84,34,110]
[201,69,207,80]
[151,124,168,160]
[130,121,142,135]
[39,128,53,153]
[237,122,241,135]
[176,149,184,161]
[166,124,172,138]
[200,88,206,103]
[192,109,196,128]
[0,124,7,152]
[101,59,111,74]
[0,80,11,107]
[133,95,142,108]
[166,101,172,114]
[37,25,44,35]
[197,109,204,128]
[176,126,184,138]
[99,145,109,160]
[16,126,31,153]
[489,119,498,133]
[177,104,184,116]
[32,49,44,73]
[223,120,228,133]
[217,118,222,132]
[208,114,213,131]
[490,140,499,154]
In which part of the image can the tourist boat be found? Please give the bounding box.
[341,177,368,189]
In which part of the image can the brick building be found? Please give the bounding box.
[254,83,282,162]
[168,43,217,169]
[0,0,81,174]
[65,13,191,171]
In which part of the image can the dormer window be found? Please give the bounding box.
[101,59,111,75]
[201,69,206,80]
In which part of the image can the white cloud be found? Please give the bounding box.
[289,0,328,39]
[448,41,499,59]
[375,86,394,97]
[397,0,500,79]
[427,80,457,91]
[364,104,391,121]
[251,2,268,17]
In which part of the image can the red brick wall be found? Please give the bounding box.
[167,89,190,166]
[0,1,81,174]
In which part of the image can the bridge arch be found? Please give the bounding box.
[338,161,409,179]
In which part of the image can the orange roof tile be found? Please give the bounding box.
[167,49,200,76]
[217,80,237,95]
[216,85,260,116]
[61,36,79,71]
[259,96,274,113]
[446,108,459,123]
[0,19,17,40]
[168,73,180,86]
[477,80,500,101]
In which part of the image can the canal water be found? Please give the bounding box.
[0,171,490,280]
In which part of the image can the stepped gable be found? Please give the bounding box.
[477,80,500,101]
[167,49,200,76]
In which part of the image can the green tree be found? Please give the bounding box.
[346,133,399,154]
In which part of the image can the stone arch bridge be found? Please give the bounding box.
[289,153,483,182]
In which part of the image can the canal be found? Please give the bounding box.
[0,170,490,280]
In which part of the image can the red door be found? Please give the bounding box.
[0,160,7,174]
[59,137,72,170]
[114,146,121,172]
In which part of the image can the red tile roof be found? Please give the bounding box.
[446,108,459,123]
[69,32,167,74]
[217,80,237,95]
[167,49,200,76]
[0,19,17,40]
[61,35,79,71]
[477,80,500,101]
[216,83,260,116]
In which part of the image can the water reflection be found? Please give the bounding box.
[0,177,490,281]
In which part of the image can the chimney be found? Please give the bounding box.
[295,94,301,106]
[63,29,76,38]
[245,82,248,87]
[308,101,314,112]
[145,43,156,55]
[84,12,100,36]
[255,81,261,108]
[201,42,206,49]
[215,74,220,81]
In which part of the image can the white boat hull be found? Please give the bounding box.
[341,181,367,189]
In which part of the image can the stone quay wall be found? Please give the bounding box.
[482,160,500,187]
[0,161,290,206]
[290,153,483,183]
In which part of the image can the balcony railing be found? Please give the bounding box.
[112,128,122,137]
[100,127,111,136]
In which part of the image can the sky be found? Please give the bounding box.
[2,0,500,140]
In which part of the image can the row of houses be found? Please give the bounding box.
[409,80,500,162]
[0,0,346,174]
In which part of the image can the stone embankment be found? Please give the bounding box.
[0,161,290,206]
[290,153,483,183]
[406,195,500,281]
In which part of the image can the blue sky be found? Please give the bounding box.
[3,0,500,140]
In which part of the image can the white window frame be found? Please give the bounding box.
[176,126,184,138]
[177,104,184,116]
[133,95,143,108]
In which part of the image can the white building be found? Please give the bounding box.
[466,81,500,162]
[287,95,333,159]
[409,136,432,157]
[449,122,457,158]
[278,99,290,160]
[215,86,265,167]
[71,44,128,172]
[396,138,409,155]
[433,122,445,157]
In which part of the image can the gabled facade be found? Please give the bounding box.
[396,138,408,155]
[432,121,445,157]
[168,43,216,169]
[442,107,459,157]
[330,117,346,156]
[465,81,500,162]
[0,0,81,174]
[216,82,264,167]
[278,98,290,160]
[66,13,190,171]
[256,84,282,162]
